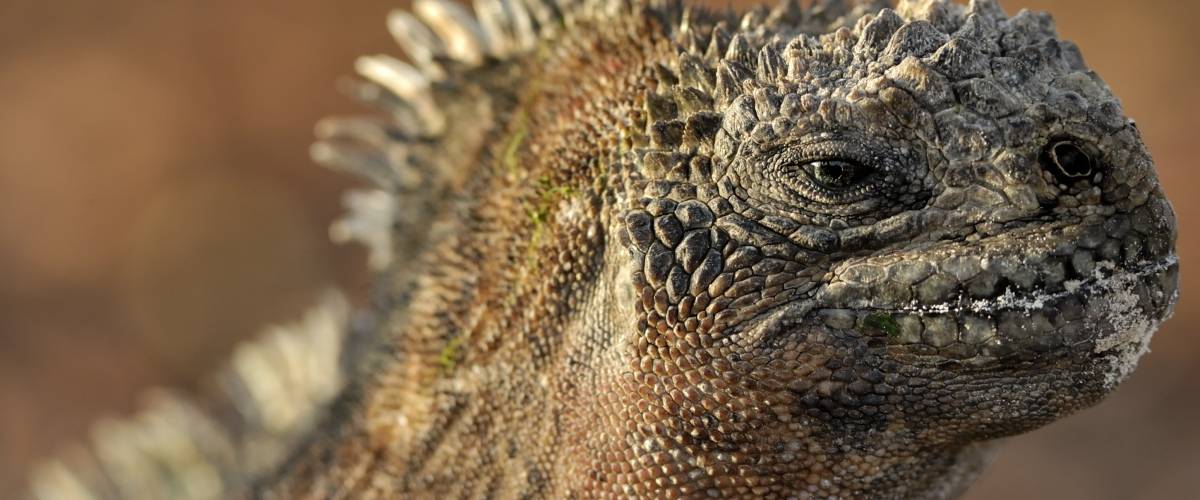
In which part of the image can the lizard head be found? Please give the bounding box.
[608,0,1178,494]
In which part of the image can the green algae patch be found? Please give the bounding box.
[502,110,529,175]
[439,335,466,373]
[864,313,901,338]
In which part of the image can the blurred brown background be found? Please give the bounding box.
[0,0,1195,498]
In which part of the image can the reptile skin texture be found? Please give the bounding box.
[25,1,1180,499]
[266,0,1180,498]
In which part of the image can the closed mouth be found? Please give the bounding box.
[810,254,1179,365]
[891,254,1178,316]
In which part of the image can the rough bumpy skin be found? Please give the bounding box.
[262,0,1179,498]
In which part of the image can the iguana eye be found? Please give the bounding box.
[806,159,871,189]
[784,157,879,205]
[753,137,916,214]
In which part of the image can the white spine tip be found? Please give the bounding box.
[309,142,336,164]
[414,0,490,66]
[386,9,448,80]
[330,189,396,270]
[354,54,429,100]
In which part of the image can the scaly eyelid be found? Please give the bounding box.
[742,133,928,217]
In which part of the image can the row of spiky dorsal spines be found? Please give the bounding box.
[26,293,351,500]
[650,0,1024,107]
[323,1,1015,144]
[318,0,1029,182]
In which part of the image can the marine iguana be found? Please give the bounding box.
[28,0,1180,498]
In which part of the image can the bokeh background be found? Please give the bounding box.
[0,0,1195,498]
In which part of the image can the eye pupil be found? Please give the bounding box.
[1043,141,1094,181]
[812,160,860,187]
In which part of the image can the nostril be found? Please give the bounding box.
[1041,140,1094,182]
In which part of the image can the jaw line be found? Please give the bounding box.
[889,254,1179,316]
